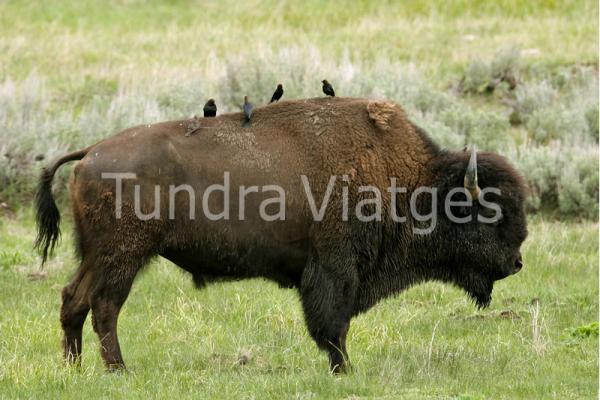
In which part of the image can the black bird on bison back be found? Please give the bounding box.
[322,79,335,97]
[203,99,217,117]
[270,84,284,103]
[243,96,253,127]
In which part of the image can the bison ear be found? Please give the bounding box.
[367,101,396,131]
[464,146,481,200]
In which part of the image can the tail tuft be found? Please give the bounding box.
[34,167,61,267]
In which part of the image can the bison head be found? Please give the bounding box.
[428,148,528,308]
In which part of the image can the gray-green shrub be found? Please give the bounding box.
[0,50,597,219]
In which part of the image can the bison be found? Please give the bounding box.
[35,97,527,373]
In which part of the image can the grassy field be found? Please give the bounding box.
[0,0,598,399]
[0,214,597,399]
[0,0,597,83]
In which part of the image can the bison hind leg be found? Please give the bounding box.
[60,259,96,365]
[89,252,150,371]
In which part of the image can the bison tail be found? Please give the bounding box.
[34,147,91,267]
[34,168,61,266]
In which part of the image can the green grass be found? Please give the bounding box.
[0,213,597,399]
[0,0,597,86]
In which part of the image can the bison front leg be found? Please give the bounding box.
[300,254,358,373]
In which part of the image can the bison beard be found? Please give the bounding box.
[34,97,527,374]
[458,273,494,309]
[471,284,493,309]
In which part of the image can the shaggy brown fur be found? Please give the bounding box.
[35,97,527,373]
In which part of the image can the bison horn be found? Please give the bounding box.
[464,146,481,200]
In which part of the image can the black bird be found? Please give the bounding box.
[243,96,253,127]
[270,84,284,103]
[322,80,335,97]
[203,99,217,117]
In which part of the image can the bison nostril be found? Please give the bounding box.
[514,258,523,271]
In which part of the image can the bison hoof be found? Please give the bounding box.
[106,363,127,373]
[330,362,352,374]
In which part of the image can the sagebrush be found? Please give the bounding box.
[0,49,597,218]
